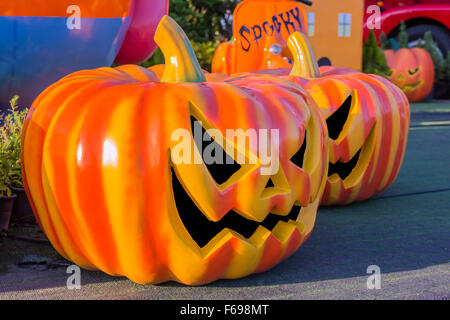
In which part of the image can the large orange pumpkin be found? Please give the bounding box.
[384,47,435,103]
[21,17,328,285]
[231,32,411,205]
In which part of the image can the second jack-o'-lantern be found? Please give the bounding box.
[232,32,410,205]
[286,33,410,205]
[21,17,328,285]
[384,47,435,103]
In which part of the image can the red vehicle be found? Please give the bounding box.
[363,0,450,58]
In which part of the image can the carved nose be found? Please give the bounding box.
[265,177,275,189]
[261,169,290,200]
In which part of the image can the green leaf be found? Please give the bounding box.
[0,95,28,195]
[363,30,391,78]
[398,21,409,48]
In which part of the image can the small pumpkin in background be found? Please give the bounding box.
[232,32,410,205]
[384,47,434,102]
[22,17,328,285]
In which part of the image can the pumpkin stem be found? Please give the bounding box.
[287,32,321,78]
[154,15,206,83]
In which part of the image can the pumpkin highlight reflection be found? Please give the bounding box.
[21,17,328,285]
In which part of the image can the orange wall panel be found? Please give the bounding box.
[304,0,364,70]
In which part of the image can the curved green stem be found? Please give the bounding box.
[288,32,321,78]
[154,15,206,83]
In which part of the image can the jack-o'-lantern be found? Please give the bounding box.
[22,17,328,284]
[231,32,410,205]
[286,33,410,205]
[384,47,435,103]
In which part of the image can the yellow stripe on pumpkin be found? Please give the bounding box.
[288,32,321,78]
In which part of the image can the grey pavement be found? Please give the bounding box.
[0,101,449,300]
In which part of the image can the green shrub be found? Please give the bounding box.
[398,21,409,48]
[379,31,390,50]
[362,30,391,77]
[190,40,221,72]
[169,0,238,42]
[445,51,450,82]
[415,31,447,86]
[0,96,28,196]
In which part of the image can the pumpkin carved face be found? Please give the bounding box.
[22,17,328,285]
[299,71,410,205]
[384,48,435,103]
[288,33,410,205]
[232,32,410,205]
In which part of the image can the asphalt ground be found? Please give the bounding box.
[0,101,449,300]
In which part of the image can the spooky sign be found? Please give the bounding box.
[231,0,307,73]
[238,7,304,52]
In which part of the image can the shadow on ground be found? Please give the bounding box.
[164,190,450,288]
[163,116,450,288]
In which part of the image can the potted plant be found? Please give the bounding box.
[0,162,16,234]
[0,96,32,231]
[0,183,16,234]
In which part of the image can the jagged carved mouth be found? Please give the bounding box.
[171,167,301,248]
[328,149,361,180]
[400,80,423,91]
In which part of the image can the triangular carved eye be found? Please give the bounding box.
[190,116,241,185]
[326,94,352,140]
[290,130,307,169]
[265,178,275,188]
[408,67,420,76]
